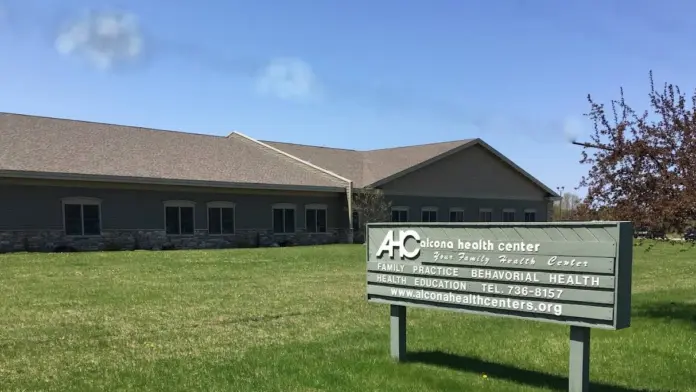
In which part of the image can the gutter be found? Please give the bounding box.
[0,170,347,193]
[232,133,358,241]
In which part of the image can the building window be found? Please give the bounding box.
[306,204,328,233]
[391,207,409,222]
[421,207,438,222]
[479,208,493,222]
[62,197,102,236]
[524,209,537,222]
[164,201,195,235]
[273,203,296,234]
[502,209,516,222]
[449,208,465,222]
[207,202,235,235]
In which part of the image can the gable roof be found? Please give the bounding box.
[0,112,558,198]
[366,139,560,198]
[361,140,474,187]
[262,139,473,188]
[0,113,348,191]
[263,139,559,197]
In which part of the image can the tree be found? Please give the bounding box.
[572,71,696,231]
[562,192,582,212]
[352,187,392,235]
[566,202,613,222]
[554,192,582,220]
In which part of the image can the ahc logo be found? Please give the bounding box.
[375,229,422,259]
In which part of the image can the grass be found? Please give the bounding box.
[0,241,694,392]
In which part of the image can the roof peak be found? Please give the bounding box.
[366,139,475,152]
[263,138,475,152]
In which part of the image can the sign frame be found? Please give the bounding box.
[365,221,633,392]
[366,221,633,330]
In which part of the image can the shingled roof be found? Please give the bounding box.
[0,112,557,197]
[262,139,474,187]
[0,113,348,190]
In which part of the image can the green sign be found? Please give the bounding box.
[366,221,633,330]
[367,221,633,391]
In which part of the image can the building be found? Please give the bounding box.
[0,112,560,252]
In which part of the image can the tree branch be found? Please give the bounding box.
[571,141,613,151]
[574,71,695,232]
[571,140,665,171]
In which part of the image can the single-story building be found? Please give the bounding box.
[0,112,560,252]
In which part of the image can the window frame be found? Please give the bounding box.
[502,208,516,222]
[207,201,236,235]
[479,208,493,222]
[421,206,438,222]
[305,203,328,234]
[449,207,465,222]
[391,206,409,223]
[163,200,196,236]
[272,203,297,234]
[61,197,102,237]
[524,208,537,222]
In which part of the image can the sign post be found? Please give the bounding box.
[569,326,590,392]
[366,221,633,392]
[390,304,406,361]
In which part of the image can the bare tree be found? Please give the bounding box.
[572,71,696,232]
[562,192,582,212]
[352,187,392,235]
[554,192,582,220]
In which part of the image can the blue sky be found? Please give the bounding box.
[1,0,694,197]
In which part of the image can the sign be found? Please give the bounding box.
[366,221,633,392]
[366,221,633,330]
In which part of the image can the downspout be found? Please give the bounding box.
[346,181,354,244]
[231,132,356,243]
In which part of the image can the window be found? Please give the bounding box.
[421,207,438,222]
[391,207,409,222]
[164,201,195,235]
[502,209,516,222]
[207,202,235,235]
[524,209,537,222]
[273,203,296,234]
[449,208,465,222]
[479,208,493,222]
[306,204,328,233]
[62,197,101,236]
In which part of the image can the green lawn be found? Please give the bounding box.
[0,242,694,392]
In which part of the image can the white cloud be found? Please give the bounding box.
[55,10,144,70]
[255,57,321,101]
